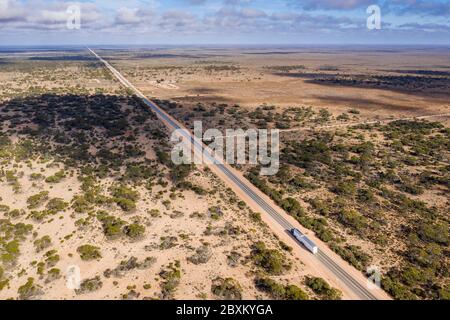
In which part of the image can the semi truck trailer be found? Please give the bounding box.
[291,228,319,254]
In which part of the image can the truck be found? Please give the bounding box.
[291,228,319,254]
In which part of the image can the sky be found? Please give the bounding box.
[0,0,449,46]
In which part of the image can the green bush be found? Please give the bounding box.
[329,243,370,271]
[255,277,308,300]
[45,170,66,183]
[71,195,92,213]
[381,276,417,300]
[27,191,49,209]
[77,244,102,261]
[159,264,181,299]
[97,212,126,239]
[123,223,145,240]
[289,175,317,190]
[46,198,68,213]
[17,277,43,300]
[211,277,242,300]
[438,286,450,300]
[305,277,342,300]
[285,285,310,300]
[44,249,60,267]
[33,235,52,253]
[76,276,103,295]
[332,181,356,197]
[338,209,367,230]
[417,223,448,245]
[111,185,139,212]
[251,241,290,275]
[114,197,136,212]
[407,243,442,269]
[111,185,139,201]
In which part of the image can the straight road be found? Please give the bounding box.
[88,48,389,300]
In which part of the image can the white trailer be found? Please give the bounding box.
[291,229,319,254]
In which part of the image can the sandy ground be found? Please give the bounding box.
[105,47,450,121]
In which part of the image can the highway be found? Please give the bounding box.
[88,48,384,300]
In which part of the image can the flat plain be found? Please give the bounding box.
[0,46,449,300]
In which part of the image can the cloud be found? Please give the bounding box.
[240,8,267,18]
[185,0,207,5]
[289,0,373,11]
[0,1,103,30]
[115,7,153,25]
[398,22,450,32]
[0,0,26,23]
[388,0,450,16]
[224,0,253,5]
[289,0,450,16]
[0,0,449,44]
[158,10,200,32]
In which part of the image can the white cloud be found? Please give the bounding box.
[240,8,266,19]
[0,0,26,22]
[115,7,153,25]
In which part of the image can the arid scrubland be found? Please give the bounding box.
[0,51,343,300]
[99,46,449,300]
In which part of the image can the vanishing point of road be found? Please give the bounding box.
[88,48,391,300]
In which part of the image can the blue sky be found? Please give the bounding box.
[0,0,449,45]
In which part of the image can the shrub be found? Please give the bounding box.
[97,212,126,239]
[251,241,290,275]
[71,195,92,213]
[226,251,241,267]
[45,170,66,183]
[77,244,102,261]
[305,277,342,300]
[407,243,442,269]
[46,268,61,283]
[46,198,68,213]
[114,198,136,212]
[159,236,178,250]
[30,173,44,181]
[438,286,450,300]
[255,277,308,300]
[33,236,52,253]
[76,276,103,294]
[255,277,285,299]
[280,197,305,218]
[211,277,242,300]
[44,250,60,267]
[111,185,139,212]
[111,185,139,201]
[329,243,370,271]
[338,209,367,230]
[187,245,212,265]
[170,164,193,183]
[381,276,417,300]
[417,223,449,245]
[123,223,145,240]
[289,176,317,190]
[285,285,309,300]
[17,277,43,300]
[332,181,356,197]
[159,264,181,299]
[27,191,49,209]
